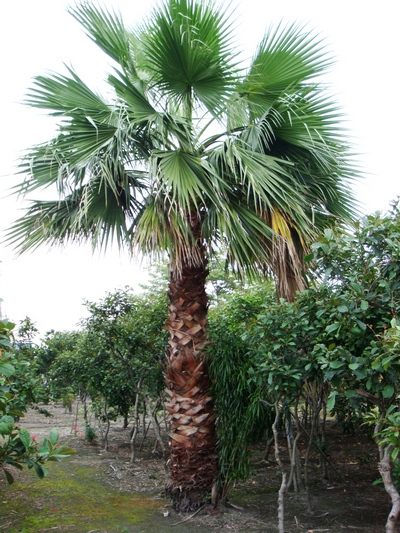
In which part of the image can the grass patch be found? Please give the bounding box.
[0,460,162,533]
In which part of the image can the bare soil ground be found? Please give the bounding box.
[0,403,396,533]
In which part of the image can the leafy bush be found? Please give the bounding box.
[0,318,75,483]
[208,283,276,487]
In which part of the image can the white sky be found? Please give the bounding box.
[0,0,399,336]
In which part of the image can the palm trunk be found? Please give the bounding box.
[164,237,218,511]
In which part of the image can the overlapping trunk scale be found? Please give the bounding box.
[165,254,218,511]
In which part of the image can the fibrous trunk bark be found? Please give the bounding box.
[164,237,218,511]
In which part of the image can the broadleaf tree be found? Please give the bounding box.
[7,0,358,510]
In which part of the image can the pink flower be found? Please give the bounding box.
[32,436,37,441]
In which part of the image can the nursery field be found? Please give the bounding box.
[0,403,393,533]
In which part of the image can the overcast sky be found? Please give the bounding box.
[0,0,399,336]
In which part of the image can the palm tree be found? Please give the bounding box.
[8,0,358,510]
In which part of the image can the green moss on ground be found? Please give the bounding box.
[0,460,162,533]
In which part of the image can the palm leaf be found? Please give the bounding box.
[26,67,110,117]
[108,73,158,124]
[69,2,135,74]
[152,149,223,211]
[239,22,333,119]
[139,0,237,115]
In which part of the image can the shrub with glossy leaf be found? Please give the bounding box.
[0,318,75,484]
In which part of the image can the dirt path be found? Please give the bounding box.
[0,403,395,532]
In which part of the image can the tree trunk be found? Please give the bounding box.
[102,397,110,451]
[150,398,165,455]
[123,410,129,429]
[129,389,141,464]
[164,243,218,511]
[272,401,287,533]
[379,444,400,533]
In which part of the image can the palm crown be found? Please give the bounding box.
[9,0,357,300]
